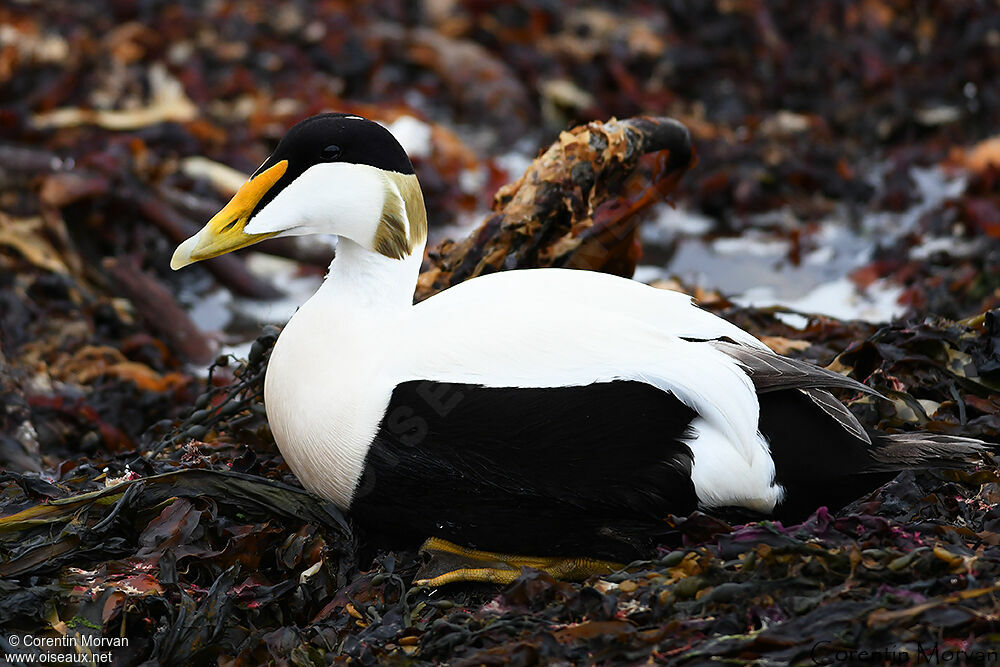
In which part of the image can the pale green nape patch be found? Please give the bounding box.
[374,173,427,259]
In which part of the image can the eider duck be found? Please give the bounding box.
[172,113,986,584]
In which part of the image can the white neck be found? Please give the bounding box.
[318,236,424,312]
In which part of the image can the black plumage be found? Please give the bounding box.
[350,380,700,561]
[349,377,986,561]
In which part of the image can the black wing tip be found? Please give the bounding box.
[870,432,991,470]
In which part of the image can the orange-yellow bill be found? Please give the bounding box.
[170,160,288,270]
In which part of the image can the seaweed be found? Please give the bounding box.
[3,0,1000,663]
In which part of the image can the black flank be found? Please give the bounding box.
[349,380,700,562]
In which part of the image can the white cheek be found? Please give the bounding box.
[245,163,386,244]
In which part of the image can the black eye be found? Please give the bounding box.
[321,144,342,160]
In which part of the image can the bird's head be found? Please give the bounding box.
[171,113,427,270]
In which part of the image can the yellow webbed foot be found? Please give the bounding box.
[414,537,623,586]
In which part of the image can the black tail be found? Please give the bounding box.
[758,390,990,522]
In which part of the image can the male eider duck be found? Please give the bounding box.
[172,113,986,584]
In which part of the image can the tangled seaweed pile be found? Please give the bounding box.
[3,0,1000,663]
[4,316,1000,663]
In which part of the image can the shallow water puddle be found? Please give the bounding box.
[637,165,967,324]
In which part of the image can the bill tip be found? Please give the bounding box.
[170,234,199,270]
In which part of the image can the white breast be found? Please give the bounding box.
[264,293,398,509]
